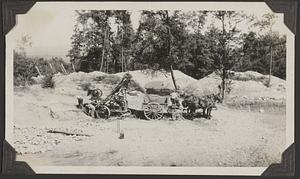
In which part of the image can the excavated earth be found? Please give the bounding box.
[13,70,286,167]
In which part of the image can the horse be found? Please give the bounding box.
[182,93,221,119]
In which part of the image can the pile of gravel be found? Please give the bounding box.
[14,126,89,154]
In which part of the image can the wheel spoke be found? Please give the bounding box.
[153,113,158,120]
[153,112,158,119]
[157,113,163,117]
[145,110,152,115]
[143,102,164,120]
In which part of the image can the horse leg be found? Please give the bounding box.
[202,107,206,118]
[187,108,193,120]
[207,107,212,119]
[190,106,196,120]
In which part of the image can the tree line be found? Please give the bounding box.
[13,10,286,92]
[14,35,73,86]
[68,10,286,80]
[67,10,286,98]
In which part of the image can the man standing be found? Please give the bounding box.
[168,90,184,109]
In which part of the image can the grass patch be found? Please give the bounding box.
[79,82,92,91]
[225,98,286,112]
[94,75,121,85]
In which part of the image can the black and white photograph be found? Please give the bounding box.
[4,1,295,175]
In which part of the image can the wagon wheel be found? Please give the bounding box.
[143,102,164,120]
[96,89,103,98]
[95,105,111,119]
[171,108,184,120]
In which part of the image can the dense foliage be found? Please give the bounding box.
[14,11,286,88]
[67,10,134,73]
[14,51,71,86]
[68,10,286,81]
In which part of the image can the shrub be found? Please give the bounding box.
[94,75,121,85]
[94,76,106,81]
[14,51,72,86]
[80,82,92,91]
[14,52,38,86]
[41,75,55,88]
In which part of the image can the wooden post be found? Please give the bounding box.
[124,56,127,72]
[170,65,178,91]
[35,65,42,76]
[121,48,124,72]
[72,63,76,72]
[121,30,124,72]
[47,62,54,74]
[106,57,109,73]
[61,63,67,74]
[60,65,65,74]
[268,46,273,86]
[100,27,107,72]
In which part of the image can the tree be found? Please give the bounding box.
[236,31,286,79]
[67,10,114,72]
[252,13,277,33]
[68,10,136,73]
[235,31,264,72]
[182,11,207,35]
[15,35,32,56]
[132,10,190,73]
[133,10,170,70]
[252,13,286,82]
[14,35,36,86]
[209,11,252,100]
[178,11,212,79]
[235,13,286,80]
[112,10,135,73]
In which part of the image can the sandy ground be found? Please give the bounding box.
[12,71,286,167]
[14,96,285,167]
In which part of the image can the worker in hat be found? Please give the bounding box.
[167,90,184,109]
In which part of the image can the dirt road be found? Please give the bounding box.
[15,105,285,167]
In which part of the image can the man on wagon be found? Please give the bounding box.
[167,89,184,109]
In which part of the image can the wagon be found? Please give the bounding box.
[141,94,187,120]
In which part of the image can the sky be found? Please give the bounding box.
[8,2,288,60]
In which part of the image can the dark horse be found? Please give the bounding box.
[182,93,222,119]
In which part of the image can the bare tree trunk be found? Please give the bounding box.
[166,11,171,61]
[106,58,109,73]
[170,65,178,91]
[121,30,124,72]
[165,11,177,91]
[121,48,124,72]
[220,13,227,101]
[47,62,54,74]
[61,63,67,74]
[35,66,42,76]
[121,35,123,72]
[71,63,76,72]
[114,56,118,73]
[124,55,127,72]
[268,46,273,86]
[100,27,107,72]
[221,68,226,100]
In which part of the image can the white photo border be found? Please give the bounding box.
[5,1,295,175]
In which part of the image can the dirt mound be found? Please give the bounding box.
[184,76,220,97]
[52,71,107,95]
[20,70,286,112]
[13,69,286,164]
[49,70,285,110]
[184,71,286,100]
[116,70,197,89]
